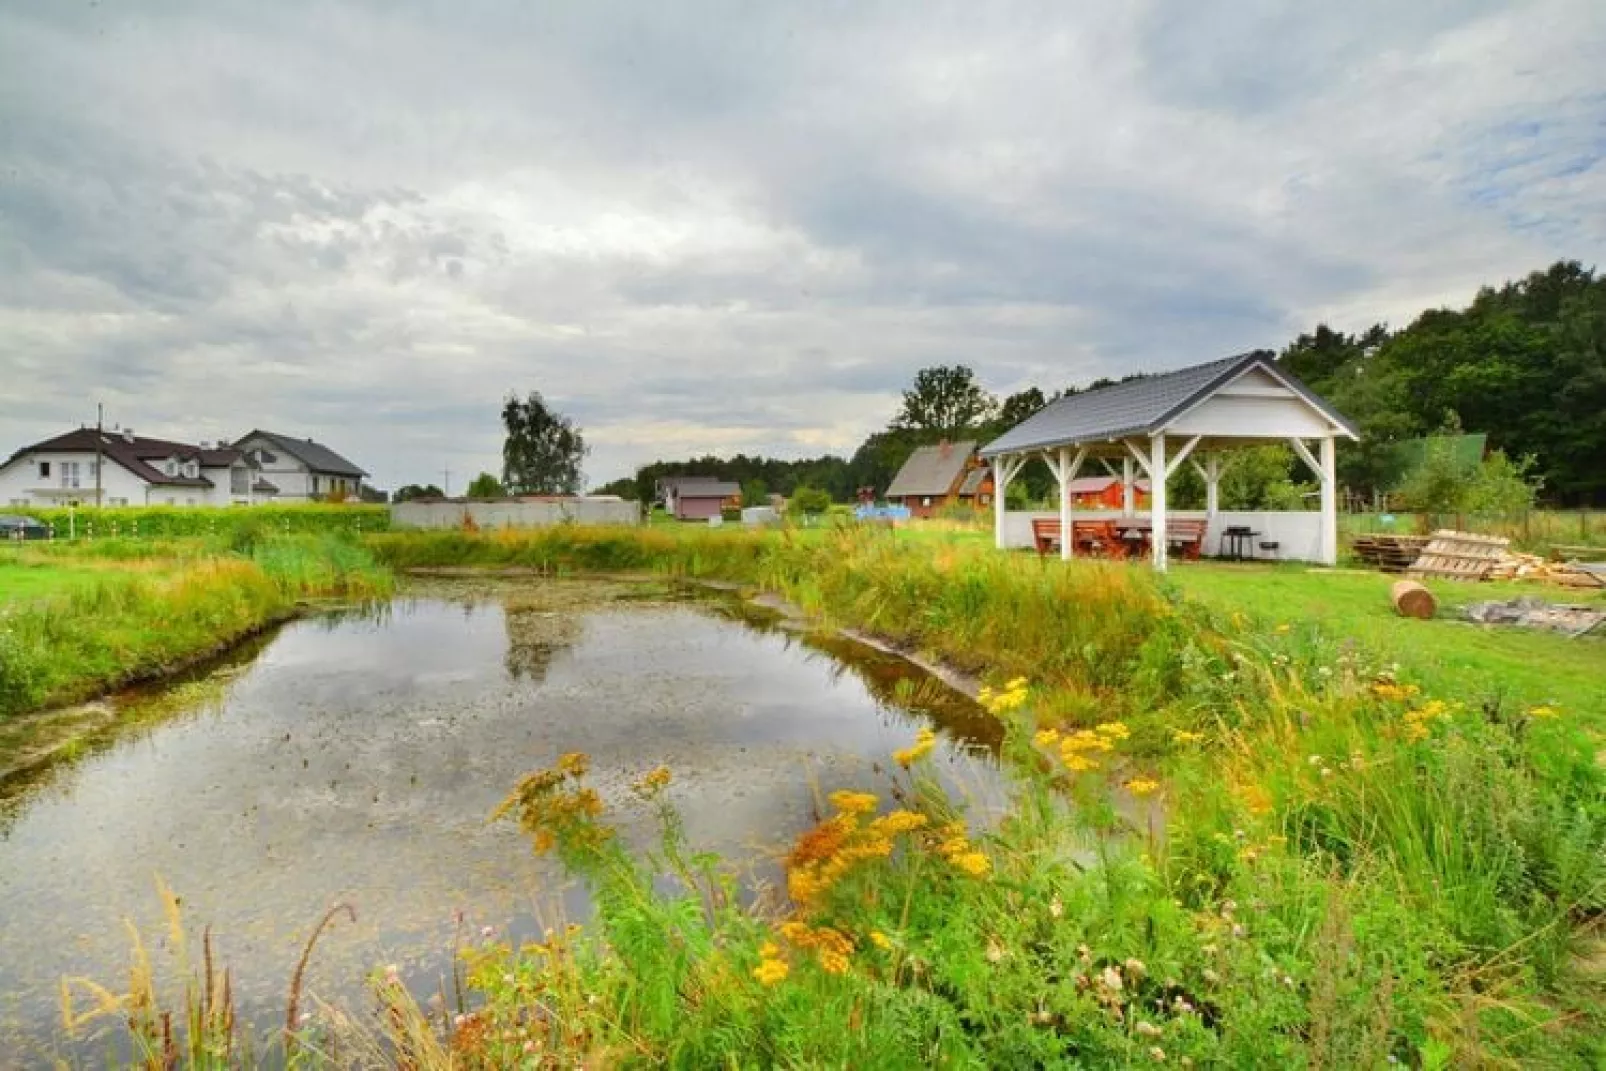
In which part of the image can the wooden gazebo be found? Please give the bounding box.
[979,352,1359,570]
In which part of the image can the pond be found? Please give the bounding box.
[0,579,1002,1060]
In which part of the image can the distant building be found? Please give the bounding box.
[233,430,368,502]
[883,440,994,518]
[655,475,742,520]
[0,427,272,508]
[1066,476,1151,510]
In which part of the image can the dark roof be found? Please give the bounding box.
[675,481,741,498]
[235,430,368,477]
[886,441,978,498]
[0,428,243,487]
[957,466,990,496]
[980,352,1358,457]
[252,477,280,494]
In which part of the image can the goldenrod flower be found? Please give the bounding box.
[828,790,879,816]
[1125,777,1160,797]
[869,931,892,951]
[1094,721,1130,740]
[557,752,589,778]
[892,727,937,768]
[1033,728,1061,748]
[1171,729,1205,745]
[869,809,928,836]
[952,851,991,878]
[753,958,789,986]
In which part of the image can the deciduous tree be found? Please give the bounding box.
[501,391,588,496]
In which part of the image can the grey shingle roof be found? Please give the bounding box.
[956,466,990,496]
[678,481,740,498]
[979,352,1357,456]
[236,430,368,477]
[885,441,977,498]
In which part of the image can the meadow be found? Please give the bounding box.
[333,525,1606,1067]
[18,521,1604,1066]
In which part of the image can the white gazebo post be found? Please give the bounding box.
[1150,433,1168,571]
[1121,457,1135,516]
[1320,434,1337,565]
[1044,446,1087,562]
[992,454,1025,550]
[1289,435,1339,566]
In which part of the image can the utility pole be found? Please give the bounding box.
[442,467,451,497]
[94,402,104,508]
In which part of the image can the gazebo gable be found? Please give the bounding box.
[1159,361,1358,442]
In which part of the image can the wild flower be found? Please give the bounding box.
[828,790,879,816]
[1033,727,1062,748]
[1149,1046,1167,1062]
[1125,777,1160,797]
[752,957,789,986]
[557,752,589,778]
[980,676,1032,715]
[952,851,991,878]
[892,727,937,768]
[869,931,892,951]
[1171,729,1205,745]
[1526,704,1559,719]
[631,765,672,796]
[1371,680,1421,702]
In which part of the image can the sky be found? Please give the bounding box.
[1,1,1603,491]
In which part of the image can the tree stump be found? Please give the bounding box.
[1391,579,1436,620]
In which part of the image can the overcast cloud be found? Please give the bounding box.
[1,1,1602,488]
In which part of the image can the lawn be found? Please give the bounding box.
[1166,562,1606,723]
[0,549,120,605]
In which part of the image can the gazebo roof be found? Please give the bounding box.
[979,352,1358,457]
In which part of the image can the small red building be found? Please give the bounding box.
[1066,476,1150,509]
[884,441,994,518]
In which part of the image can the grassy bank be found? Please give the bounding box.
[0,534,392,720]
[19,503,390,540]
[337,526,1606,1066]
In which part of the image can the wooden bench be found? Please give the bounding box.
[1031,518,1062,555]
[1164,519,1207,560]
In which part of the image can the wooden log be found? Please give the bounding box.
[1391,579,1437,620]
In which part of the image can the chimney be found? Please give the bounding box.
[122,428,135,443]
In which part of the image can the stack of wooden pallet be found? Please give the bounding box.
[1350,534,1430,573]
[1407,530,1511,581]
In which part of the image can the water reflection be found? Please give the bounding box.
[0,578,1002,1061]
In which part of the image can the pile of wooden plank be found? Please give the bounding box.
[1488,552,1606,588]
[1407,530,1511,581]
[1350,534,1430,573]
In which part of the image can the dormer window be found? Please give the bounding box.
[165,459,177,476]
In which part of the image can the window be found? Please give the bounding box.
[921,496,932,507]
[110,497,128,506]
[38,461,50,478]
[165,497,176,505]
[61,461,81,488]
[165,459,177,476]
[231,468,249,495]
[312,475,320,493]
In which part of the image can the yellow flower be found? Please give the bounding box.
[557,752,589,778]
[869,930,892,951]
[1061,752,1100,773]
[870,809,929,836]
[1171,730,1205,745]
[1095,721,1130,740]
[829,790,879,816]
[753,958,789,986]
[892,728,938,768]
[952,851,991,878]
[1125,777,1161,797]
[1274,623,1292,634]
[760,942,781,958]
[779,920,811,943]
[817,948,851,974]
[1526,705,1559,719]
[1006,677,1029,691]
[1033,728,1062,748]
[632,765,672,795]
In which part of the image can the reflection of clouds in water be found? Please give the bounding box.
[0,581,1001,1059]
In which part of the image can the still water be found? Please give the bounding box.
[0,579,1000,1061]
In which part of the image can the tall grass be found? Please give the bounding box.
[23,503,390,541]
[0,535,391,717]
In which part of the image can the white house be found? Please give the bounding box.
[233,430,368,502]
[0,427,276,508]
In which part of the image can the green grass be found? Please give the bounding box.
[1168,563,1606,722]
[0,534,392,721]
[0,552,104,604]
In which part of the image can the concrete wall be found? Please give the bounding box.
[391,498,642,529]
[1000,509,1324,562]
